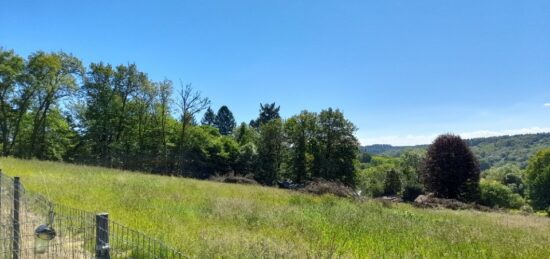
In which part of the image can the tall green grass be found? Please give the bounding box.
[1,157,549,258]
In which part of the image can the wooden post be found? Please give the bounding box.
[0,169,3,220]
[95,213,110,259]
[13,177,20,259]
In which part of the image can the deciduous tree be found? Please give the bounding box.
[423,134,480,202]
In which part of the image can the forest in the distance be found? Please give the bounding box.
[362,133,550,170]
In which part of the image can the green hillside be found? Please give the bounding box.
[1,157,549,258]
[362,133,550,169]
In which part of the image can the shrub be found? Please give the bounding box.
[355,157,399,197]
[359,152,372,163]
[483,164,522,183]
[483,164,525,196]
[402,184,424,202]
[423,134,480,202]
[383,169,402,196]
[524,148,550,210]
[479,180,524,209]
[502,173,525,196]
[520,205,533,214]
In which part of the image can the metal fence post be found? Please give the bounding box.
[95,213,110,259]
[13,177,20,259]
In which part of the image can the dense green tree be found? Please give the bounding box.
[81,63,117,165]
[356,156,399,197]
[0,48,25,156]
[233,122,257,145]
[235,142,258,176]
[383,169,402,196]
[483,164,525,196]
[256,119,285,185]
[312,108,359,185]
[525,148,550,210]
[201,107,216,126]
[42,108,76,161]
[285,111,317,183]
[423,134,480,202]
[479,180,524,209]
[399,150,425,185]
[182,126,239,178]
[359,152,372,163]
[215,105,236,135]
[24,51,83,159]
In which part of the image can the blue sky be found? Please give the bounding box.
[1,0,549,145]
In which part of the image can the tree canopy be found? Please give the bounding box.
[525,148,550,210]
[423,134,480,202]
[0,47,360,186]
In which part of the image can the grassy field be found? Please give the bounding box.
[1,157,549,258]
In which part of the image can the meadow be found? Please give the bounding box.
[1,157,549,258]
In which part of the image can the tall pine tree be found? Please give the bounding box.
[250,102,280,128]
[215,105,236,135]
[201,107,216,126]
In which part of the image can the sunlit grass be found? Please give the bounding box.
[1,157,549,258]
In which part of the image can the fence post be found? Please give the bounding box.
[95,213,110,259]
[0,169,3,218]
[13,176,20,259]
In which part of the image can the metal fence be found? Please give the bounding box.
[0,171,186,259]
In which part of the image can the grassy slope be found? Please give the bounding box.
[1,157,549,258]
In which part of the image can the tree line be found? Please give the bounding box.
[0,48,359,185]
[359,134,550,212]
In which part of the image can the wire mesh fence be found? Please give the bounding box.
[0,170,186,259]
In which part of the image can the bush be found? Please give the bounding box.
[520,205,533,214]
[402,184,424,202]
[355,157,399,197]
[502,174,525,196]
[423,134,480,202]
[479,180,524,209]
[359,152,372,163]
[383,169,402,196]
[483,164,522,183]
[482,164,525,196]
[524,148,550,210]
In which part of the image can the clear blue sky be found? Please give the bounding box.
[1,0,549,145]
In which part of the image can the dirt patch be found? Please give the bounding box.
[211,175,258,185]
[299,179,358,198]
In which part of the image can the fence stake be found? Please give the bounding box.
[13,176,20,259]
[95,213,110,259]
[0,169,3,219]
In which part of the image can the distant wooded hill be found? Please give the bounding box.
[361,133,550,170]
